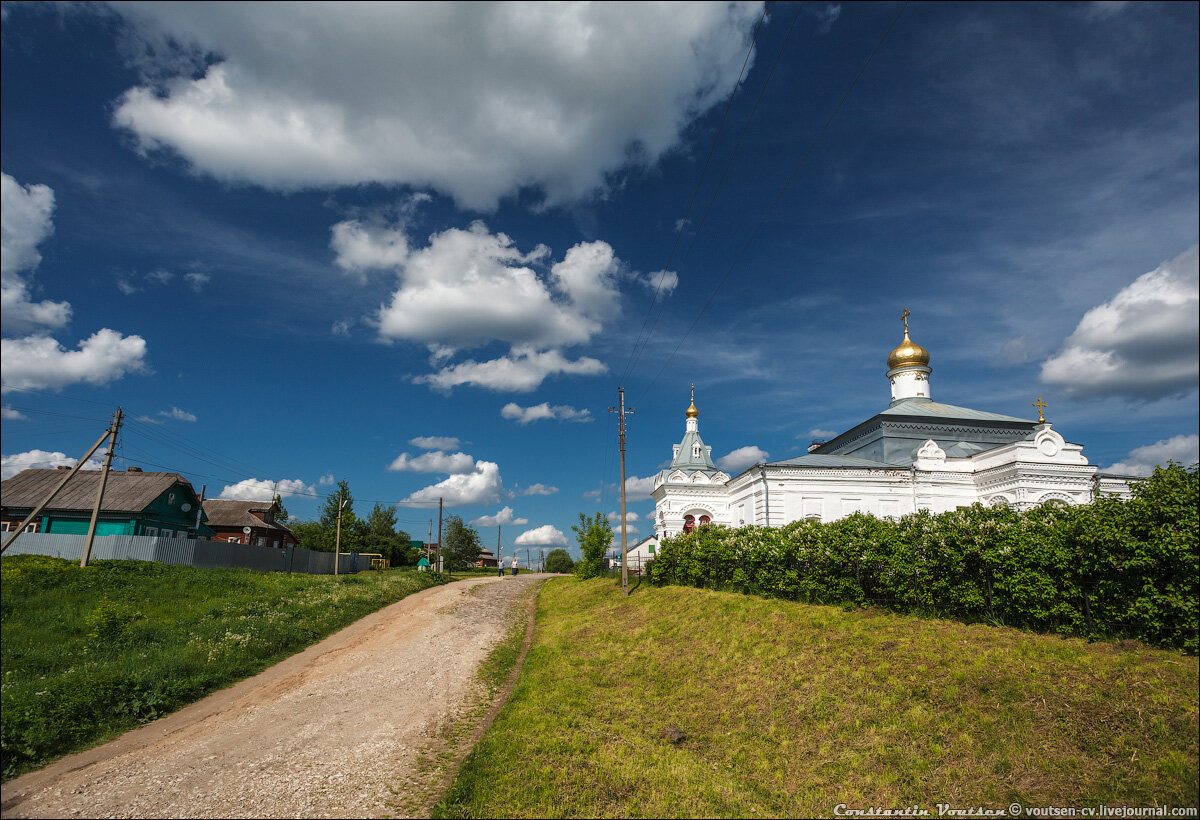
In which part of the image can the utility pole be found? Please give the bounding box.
[81,407,124,568]
[333,494,347,575]
[497,524,501,570]
[428,519,433,565]
[1,413,119,554]
[437,497,443,573]
[609,387,635,596]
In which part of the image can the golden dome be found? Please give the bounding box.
[887,330,930,370]
[686,383,699,418]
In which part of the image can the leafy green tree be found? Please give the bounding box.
[271,493,289,523]
[318,481,362,553]
[544,548,574,574]
[442,515,482,570]
[288,520,324,551]
[361,503,414,565]
[572,512,612,579]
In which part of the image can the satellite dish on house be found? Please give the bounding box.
[243,526,252,534]
[181,503,191,512]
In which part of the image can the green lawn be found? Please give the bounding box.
[0,555,447,780]
[436,577,1199,818]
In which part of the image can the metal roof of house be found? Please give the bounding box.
[201,499,293,533]
[766,453,899,469]
[879,398,1032,424]
[0,469,195,514]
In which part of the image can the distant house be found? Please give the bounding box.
[474,547,499,568]
[611,536,660,574]
[201,499,297,548]
[1,467,208,538]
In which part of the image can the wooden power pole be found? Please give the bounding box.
[81,407,124,568]
[609,387,635,596]
[436,497,443,573]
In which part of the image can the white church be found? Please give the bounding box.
[652,313,1133,540]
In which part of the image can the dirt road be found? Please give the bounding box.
[1,574,547,819]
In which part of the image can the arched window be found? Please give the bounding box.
[683,515,695,533]
[699,515,711,526]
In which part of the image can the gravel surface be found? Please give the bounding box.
[1,574,546,819]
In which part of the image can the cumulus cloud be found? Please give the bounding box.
[1,330,148,393]
[500,401,592,425]
[107,2,761,210]
[717,445,769,473]
[331,220,411,279]
[514,524,569,547]
[416,347,606,393]
[469,506,528,528]
[218,477,316,501]
[2,405,28,420]
[1104,434,1199,477]
[607,511,640,524]
[520,483,558,496]
[624,475,657,501]
[1,449,102,480]
[387,450,476,474]
[318,473,335,485]
[1041,246,1199,400]
[410,435,462,450]
[402,460,504,507]
[2,172,71,334]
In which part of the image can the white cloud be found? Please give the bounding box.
[2,405,28,420]
[1,330,148,393]
[107,2,761,210]
[1104,434,1199,477]
[514,524,568,547]
[607,511,640,524]
[717,445,769,473]
[184,271,210,291]
[331,219,411,279]
[410,435,462,450]
[387,450,476,474]
[218,477,316,501]
[1041,246,1199,400]
[500,401,592,425]
[402,460,504,507]
[331,320,352,337]
[416,347,606,393]
[1,449,103,480]
[469,506,528,528]
[160,406,197,422]
[318,473,335,486]
[624,475,657,501]
[375,224,616,349]
[521,483,558,496]
[1,172,70,334]
[809,428,837,439]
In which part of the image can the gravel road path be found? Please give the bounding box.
[1,574,547,819]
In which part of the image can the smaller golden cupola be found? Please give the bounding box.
[887,308,930,370]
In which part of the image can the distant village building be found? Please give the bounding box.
[201,499,297,548]
[1,467,208,538]
[474,547,499,568]
[653,314,1135,539]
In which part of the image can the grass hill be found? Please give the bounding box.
[437,577,1199,818]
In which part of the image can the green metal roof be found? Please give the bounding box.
[670,429,717,471]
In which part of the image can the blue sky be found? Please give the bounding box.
[3,1,1197,559]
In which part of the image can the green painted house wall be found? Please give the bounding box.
[37,482,206,538]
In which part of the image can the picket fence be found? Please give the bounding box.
[3,532,372,574]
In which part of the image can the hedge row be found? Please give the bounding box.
[647,463,1198,653]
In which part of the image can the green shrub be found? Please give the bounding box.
[650,463,1198,652]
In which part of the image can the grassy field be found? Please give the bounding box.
[436,577,1199,819]
[0,555,447,780]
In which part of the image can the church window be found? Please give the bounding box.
[683,515,695,533]
[699,515,711,525]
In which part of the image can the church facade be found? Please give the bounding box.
[652,315,1133,540]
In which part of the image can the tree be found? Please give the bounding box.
[362,502,414,566]
[442,515,482,570]
[271,492,289,523]
[544,548,574,574]
[288,520,323,551]
[317,480,362,553]
[572,512,612,579]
